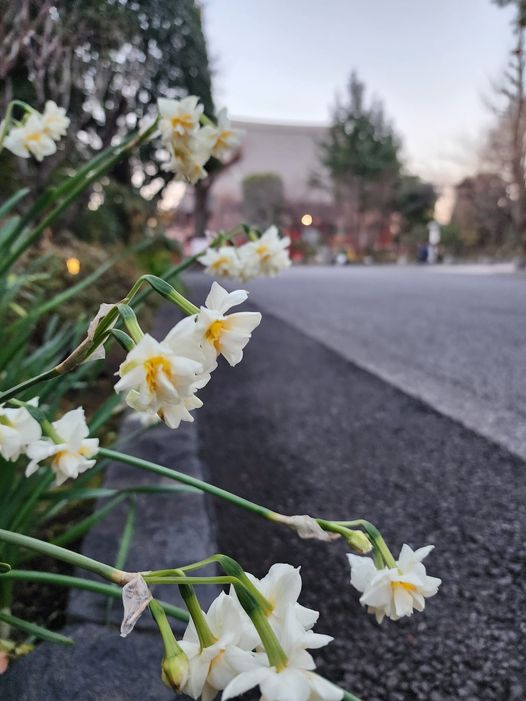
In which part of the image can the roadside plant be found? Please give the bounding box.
[200,225,291,281]
[0,93,440,699]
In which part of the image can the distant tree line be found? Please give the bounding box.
[445,0,526,259]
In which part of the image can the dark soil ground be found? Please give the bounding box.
[197,304,526,701]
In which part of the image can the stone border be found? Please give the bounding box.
[1,306,217,699]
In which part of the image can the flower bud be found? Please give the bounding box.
[161,650,189,691]
[345,529,373,554]
[149,598,189,691]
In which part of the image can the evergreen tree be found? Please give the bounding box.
[321,72,402,248]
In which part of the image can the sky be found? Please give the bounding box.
[203,0,515,199]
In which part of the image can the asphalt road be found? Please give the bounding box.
[203,265,526,460]
[186,268,526,701]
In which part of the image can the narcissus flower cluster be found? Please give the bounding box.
[0,402,41,462]
[2,101,69,161]
[200,226,291,282]
[25,408,99,486]
[0,400,99,487]
[114,282,261,427]
[158,97,242,184]
[348,543,441,623]
[177,564,342,701]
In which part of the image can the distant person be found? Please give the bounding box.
[417,244,428,263]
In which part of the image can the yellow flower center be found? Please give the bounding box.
[210,256,230,270]
[210,649,225,670]
[25,131,44,143]
[144,355,172,393]
[205,319,226,350]
[52,449,74,467]
[52,444,91,467]
[170,114,194,131]
[215,130,232,151]
[256,243,271,262]
[391,581,417,593]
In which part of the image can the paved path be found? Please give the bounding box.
[196,265,526,459]
[187,271,525,701]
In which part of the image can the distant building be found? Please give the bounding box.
[208,118,332,232]
[168,118,397,259]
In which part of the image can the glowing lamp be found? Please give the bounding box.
[66,257,81,275]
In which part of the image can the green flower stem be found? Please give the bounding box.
[99,448,274,520]
[99,448,374,549]
[250,608,288,671]
[124,275,199,316]
[143,575,238,586]
[0,529,129,585]
[177,575,217,649]
[315,518,372,553]
[199,114,215,127]
[0,102,15,148]
[41,419,63,444]
[145,559,273,614]
[1,569,188,622]
[0,100,35,150]
[342,690,363,701]
[232,581,288,672]
[215,554,274,614]
[149,599,188,659]
[175,563,288,672]
[175,554,273,615]
[150,599,190,691]
[149,599,183,651]
[336,519,396,568]
[117,304,144,343]
[0,367,58,404]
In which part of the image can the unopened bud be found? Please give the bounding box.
[149,599,189,692]
[345,529,373,555]
[161,650,189,691]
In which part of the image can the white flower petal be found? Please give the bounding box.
[222,667,269,700]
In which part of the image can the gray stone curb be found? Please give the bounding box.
[1,305,218,699]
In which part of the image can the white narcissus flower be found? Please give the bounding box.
[41,101,70,140]
[222,608,341,701]
[238,226,291,280]
[178,592,253,701]
[0,402,41,462]
[165,128,215,184]
[114,332,207,429]
[348,544,442,623]
[25,408,98,486]
[158,96,203,139]
[157,96,215,183]
[4,113,57,161]
[199,246,242,280]
[231,564,319,649]
[208,108,243,162]
[194,282,261,369]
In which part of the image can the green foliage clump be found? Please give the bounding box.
[242,173,285,230]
